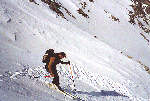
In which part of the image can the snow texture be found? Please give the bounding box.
[0,0,150,101]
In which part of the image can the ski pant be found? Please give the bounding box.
[45,64,60,86]
[51,66,60,86]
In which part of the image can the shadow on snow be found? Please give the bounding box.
[76,90,128,97]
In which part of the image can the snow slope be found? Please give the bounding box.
[0,0,150,101]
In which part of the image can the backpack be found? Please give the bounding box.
[42,49,54,63]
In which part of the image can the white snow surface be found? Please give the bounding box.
[0,0,150,101]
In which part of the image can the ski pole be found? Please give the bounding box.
[69,64,76,91]
[69,66,73,80]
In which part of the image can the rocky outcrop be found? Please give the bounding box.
[129,0,150,34]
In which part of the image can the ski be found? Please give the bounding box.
[47,83,83,101]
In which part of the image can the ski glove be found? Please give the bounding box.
[67,61,70,65]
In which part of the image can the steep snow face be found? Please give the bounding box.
[36,0,150,70]
[94,0,150,69]
[0,0,150,101]
[57,0,150,69]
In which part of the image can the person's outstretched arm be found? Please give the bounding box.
[60,61,70,65]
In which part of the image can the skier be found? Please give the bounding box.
[44,49,70,91]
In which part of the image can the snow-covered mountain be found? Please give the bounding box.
[0,0,150,101]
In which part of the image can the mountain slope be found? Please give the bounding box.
[0,0,150,101]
